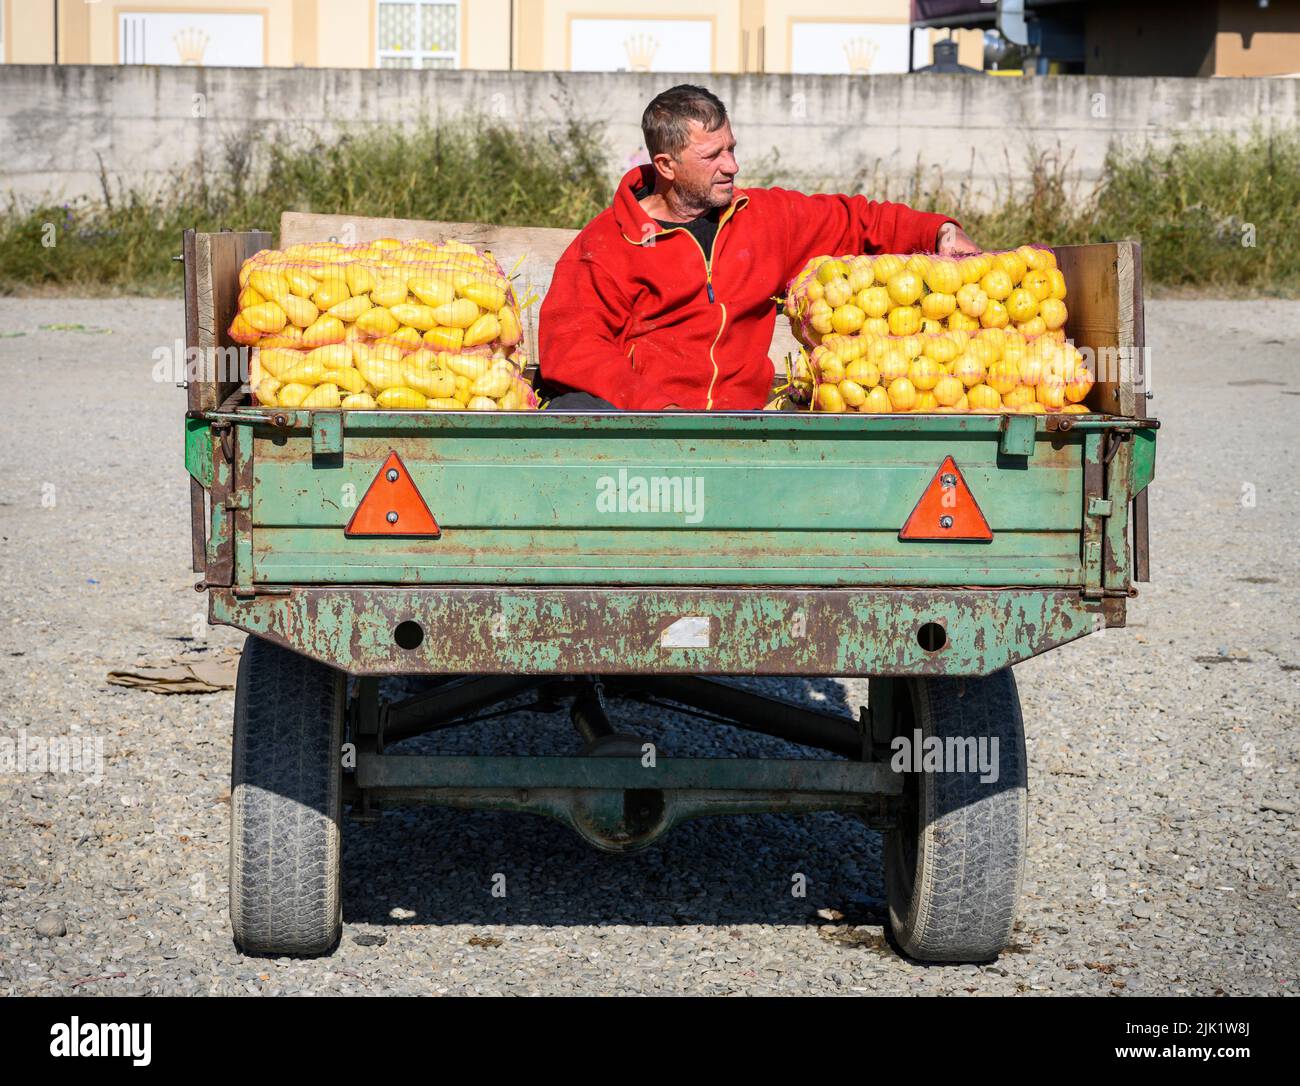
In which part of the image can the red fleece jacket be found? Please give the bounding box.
[537,164,958,411]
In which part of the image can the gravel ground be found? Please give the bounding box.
[0,296,1295,997]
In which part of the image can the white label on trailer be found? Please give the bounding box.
[660,616,712,649]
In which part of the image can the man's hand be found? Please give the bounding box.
[936,222,980,256]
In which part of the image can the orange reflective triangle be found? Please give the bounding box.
[345,451,440,537]
[899,455,992,542]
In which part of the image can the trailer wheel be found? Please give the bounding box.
[883,668,1027,962]
[230,635,345,957]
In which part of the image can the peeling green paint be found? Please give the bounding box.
[1132,426,1157,495]
[193,409,1156,675]
[211,586,1110,678]
[184,418,213,487]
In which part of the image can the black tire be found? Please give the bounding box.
[883,669,1027,962]
[230,635,345,956]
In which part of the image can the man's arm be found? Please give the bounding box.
[768,187,968,272]
[537,252,661,411]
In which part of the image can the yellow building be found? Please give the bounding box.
[1,0,983,73]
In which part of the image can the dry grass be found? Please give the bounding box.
[1,124,1295,296]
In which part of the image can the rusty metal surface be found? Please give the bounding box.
[1081,431,1105,596]
[1133,489,1151,582]
[213,406,1156,433]
[232,424,255,593]
[205,426,235,588]
[189,477,206,574]
[1101,595,1127,629]
[643,676,863,757]
[383,675,540,744]
[1102,434,1134,593]
[209,586,1106,677]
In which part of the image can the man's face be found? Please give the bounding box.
[659,120,739,211]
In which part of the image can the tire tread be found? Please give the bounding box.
[886,669,1027,962]
[230,636,344,957]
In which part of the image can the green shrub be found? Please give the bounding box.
[1092,131,1299,293]
[0,120,609,295]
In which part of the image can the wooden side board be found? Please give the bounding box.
[278,211,808,381]
[189,229,272,412]
[186,217,1142,418]
[279,212,576,372]
[1055,241,1144,417]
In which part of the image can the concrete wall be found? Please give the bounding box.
[1,65,1296,209]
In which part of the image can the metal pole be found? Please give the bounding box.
[382,675,541,743]
[643,676,864,758]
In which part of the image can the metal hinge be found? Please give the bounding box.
[998,413,1036,457]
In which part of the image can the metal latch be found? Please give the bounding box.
[998,414,1036,457]
[312,411,344,456]
[1087,498,1113,517]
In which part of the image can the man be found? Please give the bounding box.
[537,84,979,412]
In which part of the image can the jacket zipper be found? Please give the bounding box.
[622,198,746,408]
[662,201,738,304]
[651,201,741,407]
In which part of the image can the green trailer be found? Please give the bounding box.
[184,213,1157,962]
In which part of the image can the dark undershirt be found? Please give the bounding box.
[652,206,723,258]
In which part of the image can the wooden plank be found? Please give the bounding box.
[1116,240,1140,417]
[278,211,576,269]
[182,226,208,573]
[194,229,272,412]
[279,211,576,372]
[277,210,806,379]
[182,228,201,413]
[1130,242,1148,418]
[1055,241,1138,418]
[272,216,1135,414]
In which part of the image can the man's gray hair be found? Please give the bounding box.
[641,84,729,159]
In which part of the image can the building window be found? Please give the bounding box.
[377,1,459,69]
